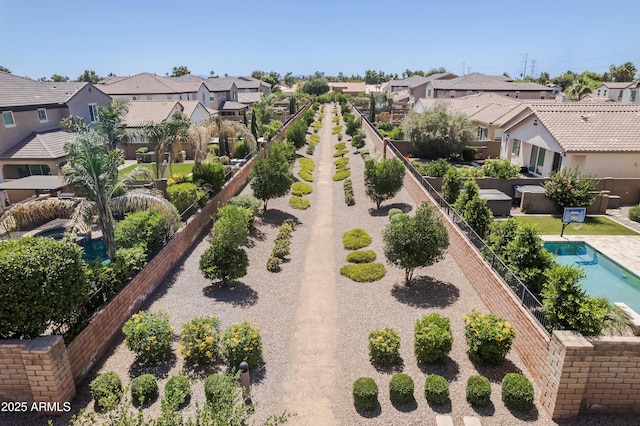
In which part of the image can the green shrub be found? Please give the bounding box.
[266,256,282,272]
[0,237,89,339]
[463,146,477,161]
[368,327,400,366]
[222,322,263,369]
[115,209,177,259]
[299,170,313,182]
[334,142,346,150]
[199,240,248,284]
[227,195,262,218]
[298,157,315,172]
[178,315,221,364]
[204,373,238,412]
[347,250,377,263]
[271,239,290,258]
[167,182,204,214]
[344,178,355,206]
[162,374,191,411]
[338,133,343,141]
[313,122,322,131]
[463,311,516,365]
[309,134,320,144]
[90,372,122,413]
[234,140,249,158]
[629,205,640,222]
[352,377,378,411]
[416,158,452,178]
[360,149,370,158]
[414,313,453,364]
[340,263,386,282]
[167,173,187,186]
[334,157,349,167]
[306,142,317,155]
[332,125,343,134]
[192,162,225,192]
[212,204,252,247]
[343,228,372,249]
[483,158,520,179]
[388,208,403,220]
[332,169,351,181]
[333,149,349,157]
[501,373,534,412]
[424,375,449,405]
[289,195,310,210]
[466,375,491,406]
[122,310,173,362]
[390,373,414,405]
[292,182,313,196]
[130,374,158,407]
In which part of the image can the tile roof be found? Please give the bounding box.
[417,93,528,126]
[329,82,366,93]
[219,101,247,111]
[204,78,235,92]
[121,101,181,127]
[388,73,458,89]
[430,73,551,91]
[525,103,640,152]
[0,129,76,159]
[96,72,201,95]
[0,72,68,107]
[598,82,634,89]
[178,100,204,119]
[43,82,91,103]
[238,92,263,104]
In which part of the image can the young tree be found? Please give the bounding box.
[453,179,480,212]
[402,102,474,159]
[441,167,461,204]
[364,158,405,209]
[369,94,376,123]
[288,96,297,115]
[351,129,366,153]
[285,118,307,148]
[544,166,597,211]
[453,179,492,236]
[249,142,294,210]
[383,203,449,284]
[250,109,258,141]
[504,224,554,295]
[199,239,248,284]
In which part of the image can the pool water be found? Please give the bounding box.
[543,241,640,313]
[36,228,109,263]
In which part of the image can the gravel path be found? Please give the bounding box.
[9,103,640,426]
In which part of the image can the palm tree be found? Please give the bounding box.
[162,112,190,176]
[187,123,210,168]
[142,122,166,179]
[567,78,593,101]
[97,99,130,150]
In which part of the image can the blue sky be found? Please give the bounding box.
[3,0,640,80]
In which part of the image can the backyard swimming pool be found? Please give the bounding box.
[36,227,108,263]
[543,241,640,313]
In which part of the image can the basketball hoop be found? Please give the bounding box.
[561,207,586,237]
[571,223,583,231]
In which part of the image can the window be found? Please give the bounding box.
[37,108,48,122]
[494,129,503,141]
[540,91,546,100]
[632,90,637,102]
[88,104,98,123]
[2,111,15,127]
[449,90,455,98]
[427,89,432,97]
[437,90,445,98]
[512,139,521,155]
[597,89,601,96]
[477,127,488,140]
[466,90,473,96]
[132,96,137,101]
[167,96,173,101]
[528,145,546,174]
[179,95,183,100]
[146,96,152,100]
[515,91,520,99]
[202,93,205,102]
[604,90,608,97]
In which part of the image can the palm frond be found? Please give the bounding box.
[114,166,154,195]
[66,200,96,236]
[0,198,79,233]
[110,189,179,222]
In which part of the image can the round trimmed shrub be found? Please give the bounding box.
[629,205,640,223]
[289,196,310,210]
[425,375,449,405]
[299,170,313,182]
[131,374,158,407]
[463,311,516,365]
[414,314,453,364]
[271,239,290,258]
[90,372,122,413]
[501,373,534,412]
[266,256,282,272]
[368,327,400,366]
[390,373,414,405]
[162,374,191,411]
[298,157,315,172]
[340,263,386,282]
[388,208,403,220]
[178,315,221,363]
[122,310,173,362]
[334,157,349,167]
[192,162,225,192]
[346,250,377,264]
[167,182,203,214]
[204,373,237,410]
[292,182,313,196]
[332,169,351,181]
[222,322,263,369]
[333,149,349,157]
[334,142,346,150]
[352,377,378,411]
[234,140,248,158]
[343,228,372,250]
[466,375,491,406]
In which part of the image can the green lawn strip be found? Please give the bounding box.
[513,215,638,236]
[118,163,194,178]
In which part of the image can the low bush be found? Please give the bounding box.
[227,195,262,218]
[115,209,177,259]
[204,373,238,411]
[352,377,378,411]
[338,133,343,141]
[483,158,520,179]
[271,239,290,258]
[266,256,282,272]
[234,140,248,158]
[463,146,477,162]
[313,122,322,131]
[306,142,317,155]
[388,208,403,220]
[501,373,534,412]
[347,250,377,263]
[466,375,491,407]
[334,157,349,167]
[334,142,346,150]
[192,162,225,192]
[390,373,414,405]
[122,310,173,362]
[90,372,122,413]
[298,157,315,172]
[332,125,343,134]
[333,149,349,157]
[178,315,221,364]
[222,322,263,369]
[360,149,370,158]
[414,313,453,364]
[629,205,640,222]
[299,170,313,182]
[289,195,310,210]
[167,173,187,186]
[424,375,449,405]
[292,182,313,196]
[463,311,516,365]
[414,158,452,178]
[131,374,158,407]
[340,263,386,282]
[167,182,204,214]
[162,374,191,411]
[368,327,400,366]
[344,178,355,206]
[332,169,351,181]
[309,134,320,144]
[343,228,372,249]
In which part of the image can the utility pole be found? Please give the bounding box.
[522,53,528,79]
[462,61,465,76]
[530,60,537,79]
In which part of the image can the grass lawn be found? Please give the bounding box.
[118,163,194,178]
[513,215,638,236]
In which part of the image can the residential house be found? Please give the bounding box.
[501,103,640,178]
[120,100,211,160]
[329,82,366,96]
[594,82,634,102]
[424,73,555,100]
[620,81,640,104]
[0,72,111,204]
[203,78,247,120]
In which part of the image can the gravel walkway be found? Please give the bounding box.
[9,103,639,426]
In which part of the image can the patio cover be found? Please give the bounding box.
[0,175,65,191]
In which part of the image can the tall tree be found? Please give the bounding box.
[567,77,593,100]
[300,77,329,96]
[283,72,295,87]
[76,70,102,84]
[364,158,405,209]
[163,112,191,175]
[169,66,190,77]
[383,203,449,284]
[0,65,11,73]
[369,94,376,123]
[603,62,637,82]
[251,109,258,141]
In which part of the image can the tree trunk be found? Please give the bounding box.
[405,268,413,285]
[97,204,116,260]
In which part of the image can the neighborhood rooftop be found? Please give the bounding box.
[0,72,97,107]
